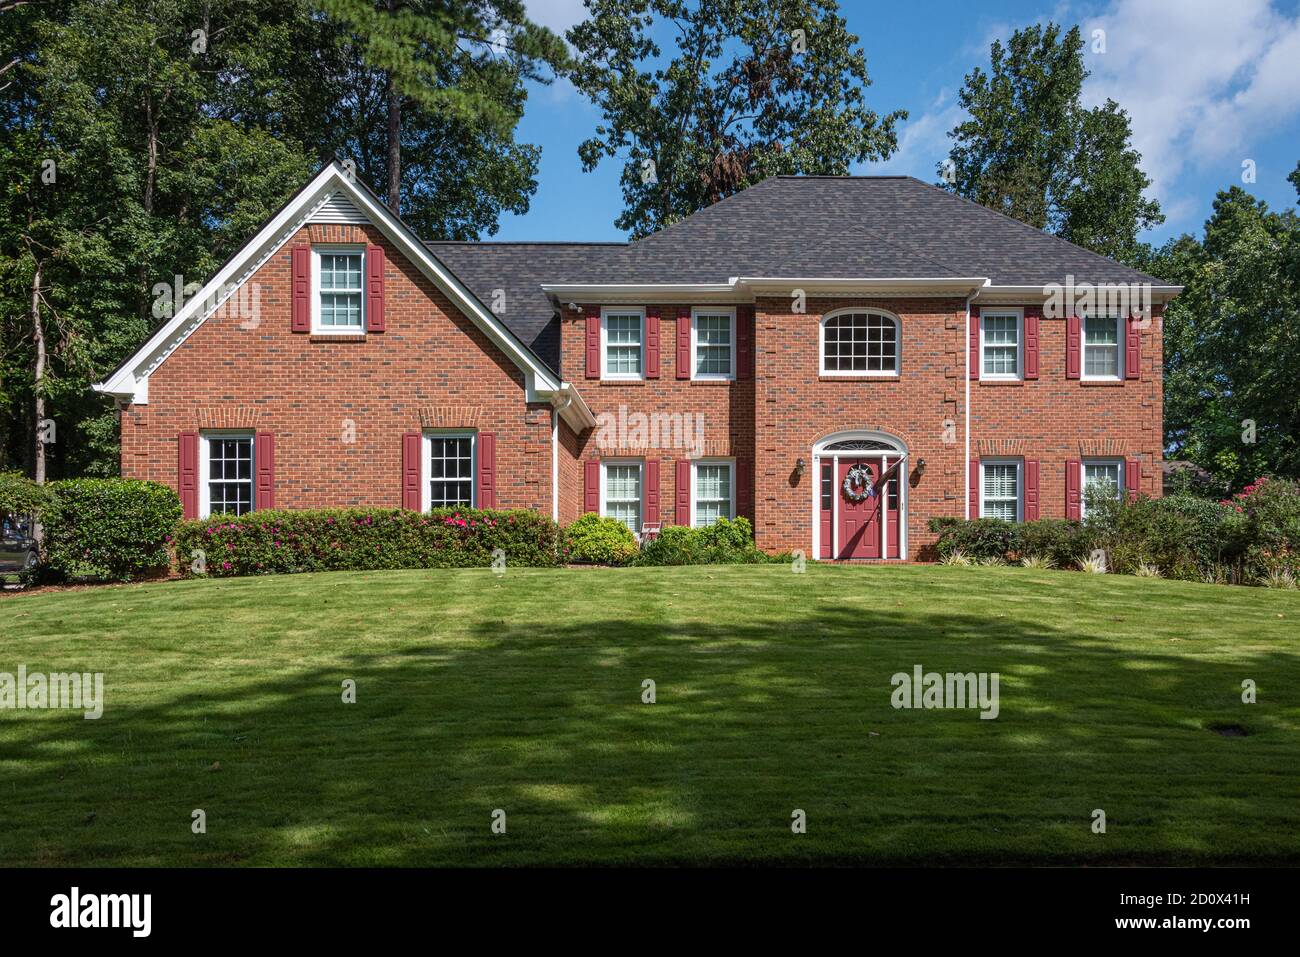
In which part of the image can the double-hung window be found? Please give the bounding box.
[1081,459,1123,517]
[981,309,1022,379]
[314,248,364,333]
[425,433,475,509]
[980,459,1022,521]
[692,308,735,379]
[692,460,734,527]
[1083,315,1121,379]
[602,308,644,379]
[601,460,643,533]
[202,433,254,517]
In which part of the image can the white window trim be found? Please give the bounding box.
[691,457,736,527]
[600,306,645,381]
[1080,457,1125,518]
[690,306,736,381]
[1081,313,1122,381]
[199,431,255,519]
[422,431,476,511]
[599,458,644,531]
[979,307,1023,381]
[979,457,1023,522]
[818,308,902,377]
[311,244,366,335]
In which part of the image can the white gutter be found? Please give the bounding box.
[550,393,575,522]
[977,284,1184,303]
[541,277,992,300]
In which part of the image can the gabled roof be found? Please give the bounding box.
[95,163,596,429]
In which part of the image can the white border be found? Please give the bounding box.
[979,457,1024,521]
[809,430,908,561]
[422,431,476,512]
[690,458,737,526]
[599,458,644,532]
[311,245,366,334]
[978,306,1024,381]
[199,431,254,519]
[600,306,646,381]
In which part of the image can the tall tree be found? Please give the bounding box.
[315,0,568,230]
[1153,170,1300,489]
[942,22,1162,263]
[568,0,905,238]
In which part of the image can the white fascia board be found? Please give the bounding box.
[95,162,561,401]
[533,381,596,432]
[733,276,991,296]
[977,284,1184,303]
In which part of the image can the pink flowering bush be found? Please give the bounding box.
[1221,477,1300,577]
[175,507,559,577]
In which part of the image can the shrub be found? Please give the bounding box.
[634,517,773,566]
[43,479,181,582]
[939,549,972,566]
[0,471,50,520]
[563,513,637,565]
[930,517,1019,561]
[175,507,559,577]
[1015,519,1094,568]
[1019,554,1055,570]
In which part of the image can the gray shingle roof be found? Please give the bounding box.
[428,175,1169,376]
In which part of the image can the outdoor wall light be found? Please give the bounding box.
[795,457,806,476]
[916,458,927,475]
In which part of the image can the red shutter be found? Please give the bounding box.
[402,432,422,510]
[1066,459,1082,520]
[1125,316,1141,379]
[645,307,660,379]
[291,246,310,333]
[366,245,385,332]
[254,432,275,511]
[178,431,199,520]
[968,457,979,518]
[477,432,496,508]
[737,457,753,521]
[676,307,691,379]
[1024,307,1040,380]
[737,306,754,379]
[1066,315,1081,379]
[583,460,600,513]
[1025,459,1040,521]
[969,306,981,380]
[1125,458,1141,502]
[645,459,660,523]
[585,306,600,378]
[675,459,691,526]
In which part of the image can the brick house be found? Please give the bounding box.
[95,163,1180,559]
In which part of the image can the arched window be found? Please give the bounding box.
[821,310,899,375]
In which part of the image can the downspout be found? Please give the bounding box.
[964,293,973,521]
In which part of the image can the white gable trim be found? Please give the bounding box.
[94,162,563,404]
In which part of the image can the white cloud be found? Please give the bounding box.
[1081,0,1300,210]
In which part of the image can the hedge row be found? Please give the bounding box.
[42,479,181,582]
[174,507,561,576]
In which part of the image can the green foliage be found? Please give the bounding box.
[942,22,1162,263]
[175,507,560,577]
[42,478,181,581]
[1153,171,1300,488]
[633,517,772,566]
[1224,478,1300,577]
[930,518,1020,561]
[0,471,51,519]
[567,0,904,237]
[1015,519,1095,568]
[562,513,638,565]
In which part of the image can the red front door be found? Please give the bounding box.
[837,458,882,559]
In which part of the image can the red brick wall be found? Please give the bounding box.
[121,223,554,513]
[557,305,756,527]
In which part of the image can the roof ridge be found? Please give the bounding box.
[426,240,628,247]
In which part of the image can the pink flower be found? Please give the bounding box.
[222,561,231,570]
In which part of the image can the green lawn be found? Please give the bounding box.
[2,564,1298,866]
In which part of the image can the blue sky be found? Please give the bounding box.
[494,0,1300,246]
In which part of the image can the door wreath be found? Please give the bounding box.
[842,464,875,502]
